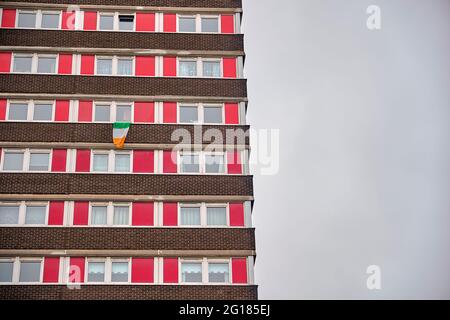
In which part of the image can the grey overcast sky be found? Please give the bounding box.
[242,0,450,299]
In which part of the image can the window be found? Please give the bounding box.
[111,261,129,282]
[90,202,131,226]
[203,61,221,77]
[180,206,201,226]
[205,153,225,174]
[17,11,37,28]
[113,205,129,225]
[116,105,132,121]
[117,59,133,75]
[203,106,223,124]
[114,154,130,172]
[2,151,24,171]
[37,56,56,74]
[179,16,196,32]
[178,15,220,33]
[91,206,107,225]
[41,12,60,29]
[97,58,113,75]
[181,262,202,283]
[99,14,114,30]
[8,103,28,121]
[179,60,197,77]
[29,152,50,171]
[180,154,200,173]
[87,261,105,282]
[93,153,109,172]
[208,262,229,283]
[13,56,32,73]
[0,205,20,225]
[201,17,219,33]
[19,261,41,283]
[0,261,14,283]
[96,57,133,76]
[207,207,227,226]
[118,15,134,31]
[33,102,53,121]
[94,104,111,122]
[25,205,46,225]
[179,105,198,123]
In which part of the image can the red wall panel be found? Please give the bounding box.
[1,9,16,28]
[75,149,91,172]
[73,201,89,225]
[225,103,239,124]
[58,54,73,74]
[135,56,155,76]
[163,151,177,174]
[0,52,12,73]
[48,201,65,226]
[163,102,177,123]
[80,55,95,75]
[43,257,60,283]
[227,151,242,174]
[221,15,235,34]
[132,202,154,226]
[232,258,248,284]
[55,100,70,122]
[132,258,154,283]
[163,56,177,77]
[223,58,237,78]
[78,100,92,122]
[163,13,176,32]
[0,99,6,120]
[83,11,97,30]
[51,149,67,172]
[62,11,76,30]
[163,202,177,226]
[69,257,85,283]
[229,203,245,227]
[163,258,178,283]
[136,12,155,32]
[134,101,154,123]
[133,150,154,173]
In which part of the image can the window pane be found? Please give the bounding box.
[180,207,201,226]
[207,207,227,226]
[117,59,133,75]
[203,106,222,124]
[25,206,46,225]
[94,105,111,122]
[37,57,56,73]
[113,206,129,225]
[3,152,24,171]
[33,103,53,121]
[179,106,198,123]
[87,262,105,282]
[115,154,130,172]
[118,15,134,31]
[179,17,196,32]
[19,261,41,282]
[201,17,219,33]
[13,56,32,72]
[93,154,109,172]
[99,15,114,30]
[179,61,197,77]
[41,13,60,29]
[203,61,221,77]
[181,154,199,173]
[111,262,128,282]
[91,206,107,225]
[0,206,20,225]
[0,262,14,282]
[8,103,28,120]
[182,262,202,283]
[18,12,36,28]
[116,105,131,121]
[29,153,50,171]
[97,58,113,75]
[205,154,225,173]
[208,263,229,283]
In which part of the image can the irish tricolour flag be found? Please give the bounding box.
[113,122,130,149]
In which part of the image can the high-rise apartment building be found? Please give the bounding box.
[0,0,256,300]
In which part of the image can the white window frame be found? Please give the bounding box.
[206,259,231,284]
[92,101,134,123]
[203,151,226,175]
[93,101,113,123]
[97,12,136,32]
[177,58,199,78]
[88,202,132,227]
[90,150,132,173]
[178,151,201,174]
[178,203,202,227]
[176,14,220,33]
[18,258,44,284]
[16,9,61,29]
[94,55,135,76]
[0,202,21,226]
[0,148,52,173]
[11,53,58,74]
[0,257,16,284]
[86,258,107,284]
[31,100,56,122]
[85,258,130,284]
[177,103,200,124]
[176,103,224,125]
[15,10,38,29]
[205,203,229,227]
[179,258,203,284]
[114,102,133,122]
[201,58,223,78]
[28,149,52,172]
[177,151,227,175]
[179,258,230,285]
[23,202,49,226]
[177,202,229,227]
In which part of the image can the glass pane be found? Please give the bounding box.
[203,106,222,124]
[179,17,196,32]
[13,56,32,72]
[180,207,201,226]
[0,262,14,282]
[3,152,24,171]
[19,261,41,282]
[113,206,129,225]
[18,12,37,28]
[208,263,229,283]
[94,105,111,122]
[205,154,225,173]
[115,154,130,172]
[118,15,134,31]
[203,61,221,77]
[179,61,197,77]
[182,262,202,283]
[97,58,112,75]
[93,154,109,172]
[8,103,28,120]
[87,262,105,282]
[33,103,53,121]
[207,207,227,226]
[201,17,219,33]
[41,13,60,29]
[29,153,50,171]
[111,262,128,282]
[181,154,199,173]
[116,105,131,121]
[179,106,198,123]
[37,57,56,73]
[25,206,46,225]
[0,206,20,224]
[99,15,114,30]
[91,206,107,225]
[117,59,133,75]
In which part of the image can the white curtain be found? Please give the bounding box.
[207,207,227,226]
[91,206,107,225]
[203,61,220,77]
[180,61,197,76]
[117,60,133,75]
[208,263,229,283]
[182,263,202,282]
[115,154,130,172]
[93,154,108,172]
[181,207,201,226]
[97,59,112,74]
[111,262,128,282]
[88,262,105,282]
[113,206,129,225]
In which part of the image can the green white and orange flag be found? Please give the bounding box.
[113,122,130,149]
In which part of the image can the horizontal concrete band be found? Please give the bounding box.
[0,173,254,196]
[0,123,250,146]
[0,75,248,98]
[0,30,244,53]
[0,285,258,301]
